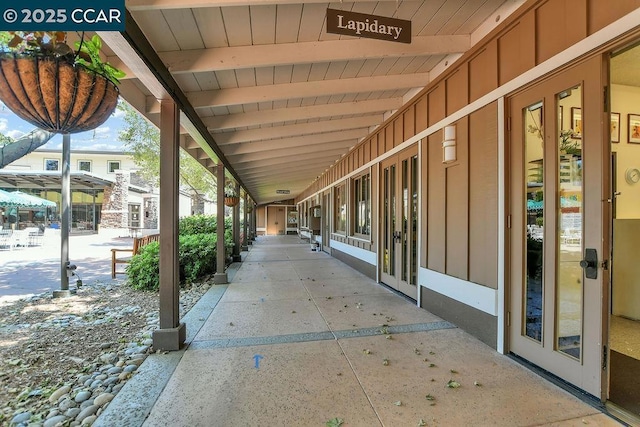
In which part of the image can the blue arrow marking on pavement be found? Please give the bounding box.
[253,354,264,369]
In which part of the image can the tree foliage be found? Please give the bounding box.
[117,102,217,198]
[0,132,14,147]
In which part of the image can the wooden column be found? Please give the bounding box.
[252,203,257,240]
[242,192,249,251]
[152,99,186,351]
[232,183,242,262]
[213,165,228,284]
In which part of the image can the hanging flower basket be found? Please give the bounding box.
[224,196,240,207]
[0,54,119,134]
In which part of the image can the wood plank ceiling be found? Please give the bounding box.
[107,0,518,204]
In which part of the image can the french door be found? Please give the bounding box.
[380,145,419,299]
[508,56,605,397]
[322,192,331,253]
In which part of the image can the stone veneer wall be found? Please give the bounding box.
[100,171,129,228]
[191,193,205,216]
[144,196,159,229]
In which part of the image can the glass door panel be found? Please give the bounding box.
[524,101,545,343]
[382,164,395,276]
[556,85,583,360]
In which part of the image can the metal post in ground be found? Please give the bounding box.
[54,133,72,298]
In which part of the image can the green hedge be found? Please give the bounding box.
[179,214,233,237]
[127,215,234,291]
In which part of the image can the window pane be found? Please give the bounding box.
[556,85,583,360]
[402,159,408,282]
[108,161,120,173]
[354,174,370,236]
[45,159,59,171]
[410,155,418,286]
[334,183,346,233]
[524,100,544,342]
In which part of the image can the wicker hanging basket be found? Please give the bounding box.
[0,54,119,134]
[224,196,240,207]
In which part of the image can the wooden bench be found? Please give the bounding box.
[111,233,159,278]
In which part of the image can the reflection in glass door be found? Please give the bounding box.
[379,146,418,299]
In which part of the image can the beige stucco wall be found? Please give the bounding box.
[611,84,640,219]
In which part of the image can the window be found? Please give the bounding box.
[44,159,59,171]
[78,160,92,172]
[352,172,371,236]
[107,161,121,173]
[334,182,346,234]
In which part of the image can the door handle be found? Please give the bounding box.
[393,231,401,243]
[579,248,598,279]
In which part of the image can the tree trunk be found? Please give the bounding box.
[0,129,54,168]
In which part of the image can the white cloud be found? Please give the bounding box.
[112,108,125,118]
[0,118,8,132]
[81,142,122,151]
[94,126,111,135]
[7,129,25,140]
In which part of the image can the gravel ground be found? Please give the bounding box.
[0,278,213,426]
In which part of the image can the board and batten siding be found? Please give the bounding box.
[296,0,639,279]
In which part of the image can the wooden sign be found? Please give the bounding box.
[326,8,411,44]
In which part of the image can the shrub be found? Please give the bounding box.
[127,215,236,291]
[179,233,217,283]
[127,241,160,291]
[179,214,216,235]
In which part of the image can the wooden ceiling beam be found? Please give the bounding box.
[221,130,364,155]
[201,98,402,130]
[233,147,349,166]
[214,115,380,145]
[125,36,468,75]
[147,73,428,111]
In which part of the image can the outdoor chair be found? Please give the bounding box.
[0,229,12,250]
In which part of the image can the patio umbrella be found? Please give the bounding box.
[0,189,55,208]
[11,191,56,208]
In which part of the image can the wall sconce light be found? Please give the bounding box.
[442,124,457,164]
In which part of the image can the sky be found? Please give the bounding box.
[0,100,127,152]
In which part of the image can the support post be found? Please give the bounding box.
[232,183,241,262]
[54,133,72,298]
[153,100,185,351]
[252,204,257,240]
[242,192,249,251]
[213,165,228,284]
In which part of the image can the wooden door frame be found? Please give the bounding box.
[506,55,606,398]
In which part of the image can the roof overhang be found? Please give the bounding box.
[0,170,150,194]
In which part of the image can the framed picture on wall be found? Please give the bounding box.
[571,107,582,139]
[611,112,620,143]
[629,114,640,144]
[559,106,563,130]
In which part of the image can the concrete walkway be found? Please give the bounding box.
[0,232,133,301]
[96,235,622,427]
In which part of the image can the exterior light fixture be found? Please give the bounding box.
[442,124,457,164]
